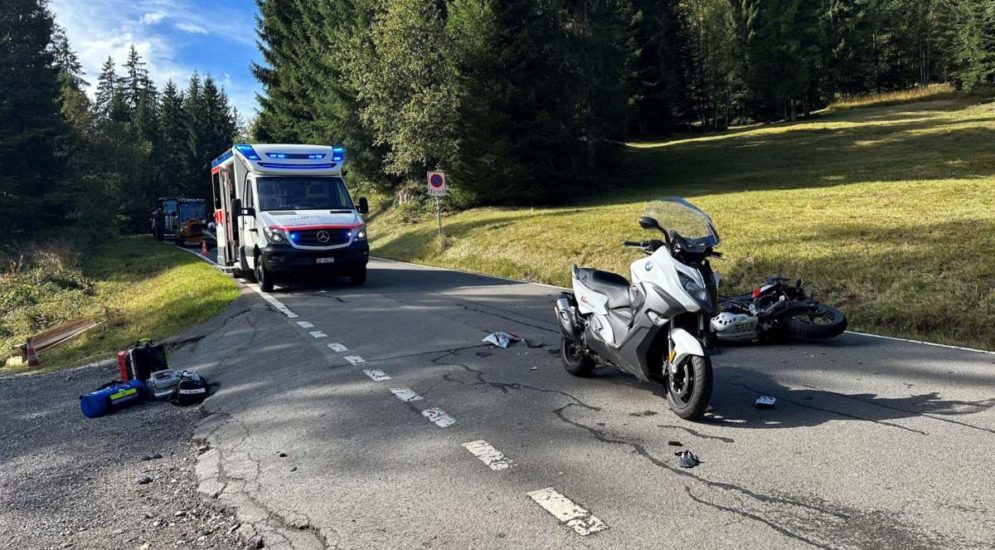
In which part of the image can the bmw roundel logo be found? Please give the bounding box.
[316,230,331,243]
[644,261,653,271]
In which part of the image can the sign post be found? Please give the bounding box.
[427,171,447,238]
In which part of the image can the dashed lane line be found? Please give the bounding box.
[328,343,348,352]
[296,321,314,329]
[363,369,391,381]
[390,387,423,402]
[527,488,608,536]
[309,331,328,339]
[462,440,514,471]
[344,355,365,365]
[421,408,456,428]
[248,284,298,318]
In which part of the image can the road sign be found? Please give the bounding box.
[427,171,446,197]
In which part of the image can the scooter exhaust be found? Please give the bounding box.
[554,294,581,338]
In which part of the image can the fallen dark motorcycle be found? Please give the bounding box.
[710,277,847,343]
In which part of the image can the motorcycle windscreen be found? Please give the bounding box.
[644,197,720,249]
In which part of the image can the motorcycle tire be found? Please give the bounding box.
[666,355,713,421]
[787,305,847,339]
[560,336,594,377]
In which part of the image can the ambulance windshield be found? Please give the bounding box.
[257,177,353,211]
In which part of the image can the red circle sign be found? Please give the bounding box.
[429,174,444,188]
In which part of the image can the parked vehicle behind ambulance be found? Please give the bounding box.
[210,144,370,291]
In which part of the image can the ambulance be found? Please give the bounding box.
[210,144,370,291]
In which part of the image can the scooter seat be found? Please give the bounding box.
[575,268,632,309]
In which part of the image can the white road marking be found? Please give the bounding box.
[344,355,365,365]
[421,408,456,428]
[527,488,608,536]
[327,343,348,352]
[363,369,391,381]
[390,387,422,402]
[251,285,299,318]
[462,440,513,471]
[296,321,314,329]
[309,331,328,339]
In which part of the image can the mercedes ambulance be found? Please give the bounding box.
[210,144,370,291]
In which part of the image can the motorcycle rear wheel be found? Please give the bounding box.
[666,355,713,420]
[560,336,595,377]
[787,305,847,339]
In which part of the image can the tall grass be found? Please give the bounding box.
[1,236,238,373]
[370,97,995,350]
[829,83,956,110]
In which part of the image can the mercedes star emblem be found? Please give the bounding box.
[316,230,331,243]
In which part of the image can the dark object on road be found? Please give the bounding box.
[141,453,163,461]
[675,450,701,468]
[81,379,148,418]
[667,440,683,447]
[755,395,777,409]
[712,277,847,343]
[137,476,153,485]
[169,371,210,406]
[119,340,169,383]
[475,351,494,358]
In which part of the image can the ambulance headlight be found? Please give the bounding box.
[263,226,288,244]
[352,224,367,241]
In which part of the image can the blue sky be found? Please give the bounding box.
[50,0,263,119]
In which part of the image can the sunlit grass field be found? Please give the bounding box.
[2,236,238,373]
[371,97,995,350]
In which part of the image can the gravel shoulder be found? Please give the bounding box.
[0,329,246,549]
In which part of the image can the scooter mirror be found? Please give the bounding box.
[638,216,661,231]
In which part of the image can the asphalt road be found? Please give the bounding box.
[172,257,995,550]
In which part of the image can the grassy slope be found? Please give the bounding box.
[371,98,995,350]
[3,236,238,373]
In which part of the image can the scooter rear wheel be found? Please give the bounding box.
[666,355,713,420]
[561,336,594,377]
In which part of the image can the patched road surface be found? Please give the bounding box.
[173,258,995,549]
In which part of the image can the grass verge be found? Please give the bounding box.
[1,236,238,374]
[371,97,995,350]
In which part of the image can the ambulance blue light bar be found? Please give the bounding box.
[265,152,328,160]
[211,150,233,168]
[332,147,345,162]
[234,144,261,161]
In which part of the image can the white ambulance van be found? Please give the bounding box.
[210,144,370,291]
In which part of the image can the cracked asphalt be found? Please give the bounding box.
[168,258,994,549]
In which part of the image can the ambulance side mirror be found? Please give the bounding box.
[358,197,369,214]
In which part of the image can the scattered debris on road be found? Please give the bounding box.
[482,331,522,348]
[667,440,683,447]
[755,395,777,409]
[675,450,701,468]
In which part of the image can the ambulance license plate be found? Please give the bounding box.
[316,257,335,264]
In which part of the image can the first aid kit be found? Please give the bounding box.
[147,369,182,400]
[169,371,210,406]
[118,340,169,382]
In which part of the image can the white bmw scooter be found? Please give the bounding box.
[554,198,721,420]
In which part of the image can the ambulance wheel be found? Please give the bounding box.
[255,255,274,292]
[349,267,367,286]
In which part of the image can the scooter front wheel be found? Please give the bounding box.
[560,336,594,377]
[666,355,713,420]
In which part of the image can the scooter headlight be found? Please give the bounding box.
[679,272,709,305]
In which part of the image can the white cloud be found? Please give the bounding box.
[175,22,208,35]
[139,11,166,25]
